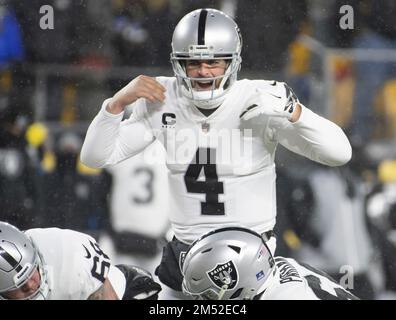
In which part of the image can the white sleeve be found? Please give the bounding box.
[80,98,155,168]
[107,265,126,299]
[267,104,352,166]
[61,231,112,300]
[265,280,320,300]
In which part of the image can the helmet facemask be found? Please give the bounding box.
[14,247,50,300]
[0,244,50,300]
[171,52,241,109]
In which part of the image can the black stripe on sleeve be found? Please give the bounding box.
[239,104,259,119]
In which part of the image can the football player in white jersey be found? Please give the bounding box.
[0,222,161,300]
[182,227,358,300]
[100,140,170,274]
[80,8,352,296]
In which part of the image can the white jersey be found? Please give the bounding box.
[81,77,351,244]
[262,257,357,300]
[106,140,169,238]
[26,228,125,300]
[297,168,373,274]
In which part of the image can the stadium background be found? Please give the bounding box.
[1,0,396,299]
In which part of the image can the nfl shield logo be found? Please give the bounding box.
[201,122,210,133]
[207,260,238,289]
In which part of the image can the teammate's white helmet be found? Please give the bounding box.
[170,8,242,109]
[0,222,49,300]
[182,227,275,300]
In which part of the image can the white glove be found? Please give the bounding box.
[239,83,299,121]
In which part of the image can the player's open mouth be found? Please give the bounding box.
[194,80,215,91]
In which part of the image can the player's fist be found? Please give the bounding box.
[240,83,299,122]
[107,75,166,114]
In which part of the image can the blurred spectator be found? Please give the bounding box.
[144,0,177,66]
[274,168,318,258]
[75,0,113,67]
[366,159,396,298]
[0,1,24,69]
[0,105,37,230]
[40,131,110,235]
[179,0,223,14]
[310,0,361,48]
[235,0,307,75]
[291,145,377,299]
[111,0,149,66]
[348,0,396,142]
[0,1,28,126]
[111,0,177,66]
[284,21,312,105]
[13,0,112,65]
[13,0,80,64]
[100,139,170,275]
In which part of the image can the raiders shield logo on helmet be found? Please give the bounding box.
[207,261,238,289]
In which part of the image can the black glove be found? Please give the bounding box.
[116,264,162,300]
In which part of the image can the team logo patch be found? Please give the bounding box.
[207,261,238,290]
[162,113,176,128]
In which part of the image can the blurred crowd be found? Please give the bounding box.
[1,0,396,299]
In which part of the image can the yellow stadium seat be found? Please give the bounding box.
[378,160,396,183]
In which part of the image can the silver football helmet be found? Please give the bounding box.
[182,227,275,300]
[0,222,49,300]
[170,8,242,109]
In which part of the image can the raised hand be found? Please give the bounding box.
[240,83,300,122]
[107,75,166,114]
